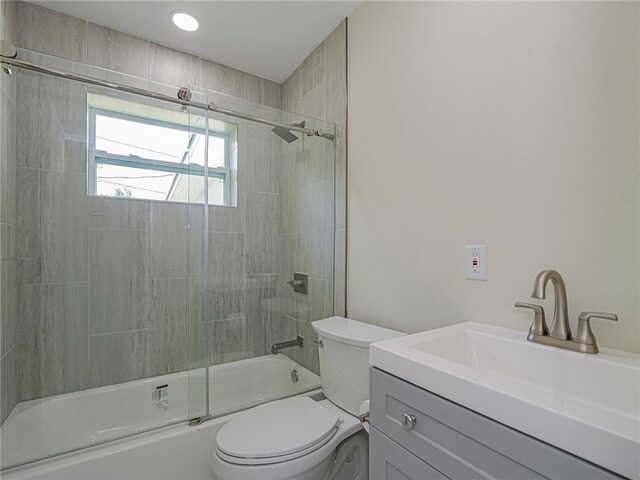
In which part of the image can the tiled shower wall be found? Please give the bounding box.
[0,0,18,424]
[280,22,347,374]
[2,0,346,408]
[10,0,288,401]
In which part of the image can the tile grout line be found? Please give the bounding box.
[20,280,88,287]
[89,328,147,337]
[0,344,16,362]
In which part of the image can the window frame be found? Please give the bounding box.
[88,106,232,205]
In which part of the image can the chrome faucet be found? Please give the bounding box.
[271,335,304,355]
[516,269,618,354]
[530,269,571,340]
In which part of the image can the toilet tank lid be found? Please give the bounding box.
[311,317,405,347]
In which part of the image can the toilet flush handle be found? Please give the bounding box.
[313,339,324,348]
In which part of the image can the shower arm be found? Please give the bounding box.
[0,45,335,141]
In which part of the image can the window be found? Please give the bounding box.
[87,94,237,206]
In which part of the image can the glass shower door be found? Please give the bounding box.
[189,85,335,420]
[0,48,208,469]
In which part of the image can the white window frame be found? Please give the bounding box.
[88,107,232,205]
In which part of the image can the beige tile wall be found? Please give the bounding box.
[280,21,347,374]
[6,0,346,408]
[11,0,285,401]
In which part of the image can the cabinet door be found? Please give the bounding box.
[370,368,623,480]
[370,427,448,480]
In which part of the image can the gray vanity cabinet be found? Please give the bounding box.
[370,427,448,480]
[369,368,624,480]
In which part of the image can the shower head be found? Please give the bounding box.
[271,127,298,143]
[0,40,17,75]
[0,40,17,59]
[271,121,306,143]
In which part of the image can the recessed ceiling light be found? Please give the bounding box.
[172,12,199,32]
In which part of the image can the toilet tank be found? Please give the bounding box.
[311,317,405,416]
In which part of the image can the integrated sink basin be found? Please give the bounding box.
[370,322,640,479]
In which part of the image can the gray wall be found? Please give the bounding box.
[11,0,288,402]
[281,22,347,374]
[0,0,18,425]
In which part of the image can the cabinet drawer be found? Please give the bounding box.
[370,368,622,480]
[370,427,448,480]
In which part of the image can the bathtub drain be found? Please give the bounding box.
[291,369,299,383]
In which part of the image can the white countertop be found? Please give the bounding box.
[369,322,640,479]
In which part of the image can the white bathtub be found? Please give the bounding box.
[1,354,320,473]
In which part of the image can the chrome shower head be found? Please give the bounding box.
[0,40,17,59]
[271,121,306,143]
[271,126,299,143]
[1,40,17,75]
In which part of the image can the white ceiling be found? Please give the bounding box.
[30,1,363,82]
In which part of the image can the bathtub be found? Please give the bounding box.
[1,354,320,475]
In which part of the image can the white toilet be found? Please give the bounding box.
[211,316,405,480]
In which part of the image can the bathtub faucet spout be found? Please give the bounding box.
[271,335,304,354]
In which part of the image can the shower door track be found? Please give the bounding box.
[0,52,335,140]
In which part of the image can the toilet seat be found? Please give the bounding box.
[215,397,340,466]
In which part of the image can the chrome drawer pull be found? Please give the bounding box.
[402,413,417,430]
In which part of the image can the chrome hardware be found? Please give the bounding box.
[314,339,324,348]
[286,272,308,295]
[531,269,571,340]
[518,270,618,354]
[574,312,618,354]
[290,369,299,383]
[188,417,203,427]
[177,86,192,101]
[0,40,14,75]
[271,335,304,354]
[358,411,370,424]
[0,40,17,59]
[515,302,549,337]
[0,43,334,141]
[151,384,168,401]
[402,413,417,430]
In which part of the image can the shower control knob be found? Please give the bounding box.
[402,413,417,430]
[286,272,309,295]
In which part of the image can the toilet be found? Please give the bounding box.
[211,316,405,480]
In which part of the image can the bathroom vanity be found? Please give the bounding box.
[369,368,622,479]
[368,323,639,480]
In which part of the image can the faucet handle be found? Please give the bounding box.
[515,302,549,337]
[574,312,618,353]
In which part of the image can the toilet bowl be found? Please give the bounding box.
[211,316,405,480]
